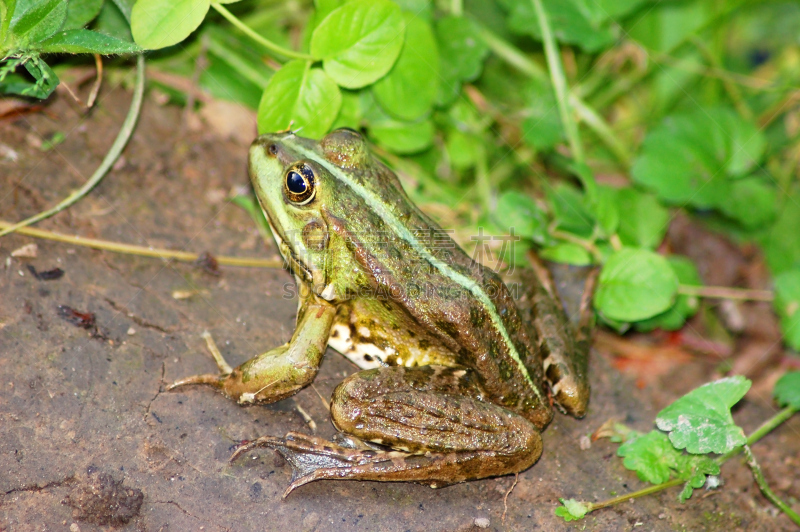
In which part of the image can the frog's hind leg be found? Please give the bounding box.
[233,366,542,495]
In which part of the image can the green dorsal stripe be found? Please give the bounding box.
[292,141,543,403]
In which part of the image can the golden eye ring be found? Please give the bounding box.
[284,163,316,205]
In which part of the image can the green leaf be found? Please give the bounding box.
[618,430,683,484]
[773,270,800,351]
[257,60,342,139]
[370,117,433,154]
[547,183,595,238]
[131,0,210,50]
[625,0,712,53]
[555,499,588,522]
[522,77,563,151]
[493,191,547,245]
[635,256,702,332]
[111,0,134,22]
[35,28,141,54]
[331,89,362,130]
[372,13,437,121]
[760,187,800,275]
[445,128,480,170]
[0,0,16,47]
[310,0,404,89]
[717,177,777,229]
[9,0,66,45]
[434,16,488,106]
[595,248,678,322]
[592,185,619,238]
[678,455,720,502]
[632,107,766,208]
[94,1,132,42]
[773,371,800,409]
[615,188,670,249]
[0,55,58,99]
[656,376,750,454]
[540,243,592,266]
[502,0,623,52]
[64,0,104,30]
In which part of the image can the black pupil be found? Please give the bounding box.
[286,171,307,194]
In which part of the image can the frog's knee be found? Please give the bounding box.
[329,372,374,433]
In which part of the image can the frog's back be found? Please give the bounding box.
[313,141,552,427]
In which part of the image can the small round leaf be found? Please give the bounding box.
[310,0,404,89]
[372,13,438,121]
[595,248,678,322]
[257,60,342,139]
[131,0,210,50]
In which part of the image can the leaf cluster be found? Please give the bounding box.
[1,0,140,98]
[5,0,800,346]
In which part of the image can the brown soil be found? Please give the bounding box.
[1,79,798,531]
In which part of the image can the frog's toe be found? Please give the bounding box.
[166,373,227,391]
[231,432,376,496]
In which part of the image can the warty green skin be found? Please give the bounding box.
[171,129,591,495]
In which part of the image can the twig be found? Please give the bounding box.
[502,473,519,524]
[0,220,283,269]
[0,54,146,238]
[87,54,103,108]
[677,284,774,302]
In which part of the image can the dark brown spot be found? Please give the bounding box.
[435,319,459,340]
[302,220,329,251]
[469,306,485,328]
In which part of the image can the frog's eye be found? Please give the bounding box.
[284,163,316,205]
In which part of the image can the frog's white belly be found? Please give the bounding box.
[328,323,391,370]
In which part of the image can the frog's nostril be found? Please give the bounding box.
[268,144,278,156]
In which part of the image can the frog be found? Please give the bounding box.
[169,128,595,497]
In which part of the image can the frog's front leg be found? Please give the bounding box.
[233,366,542,495]
[168,294,336,405]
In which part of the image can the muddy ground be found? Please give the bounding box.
[1,77,798,531]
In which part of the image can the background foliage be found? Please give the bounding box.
[2,0,800,347]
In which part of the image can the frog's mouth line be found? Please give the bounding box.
[261,207,314,283]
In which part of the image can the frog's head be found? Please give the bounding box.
[248,128,375,298]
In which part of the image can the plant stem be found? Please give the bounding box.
[0,54,145,238]
[586,478,685,512]
[570,96,631,167]
[677,284,774,302]
[530,0,584,165]
[475,26,548,82]
[717,406,798,464]
[549,228,603,263]
[211,3,313,61]
[0,220,282,269]
[477,25,627,168]
[691,36,752,120]
[206,31,273,87]
[743,445,800,526]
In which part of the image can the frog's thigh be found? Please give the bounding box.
[330,366,542,481]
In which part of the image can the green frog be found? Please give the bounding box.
[169,128,595,496]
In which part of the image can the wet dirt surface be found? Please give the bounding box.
[1,82,798,531]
